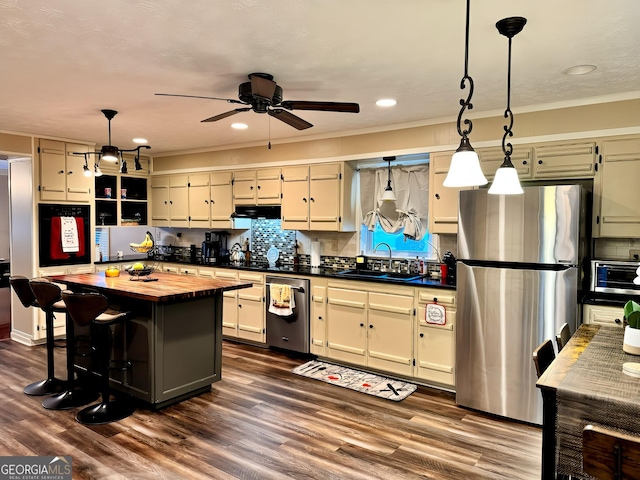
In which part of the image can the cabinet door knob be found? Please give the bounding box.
[433,297,438,302]
[211,199,215,204]
[359,323,364,327]
[68,171,73,175]
[318,316,322,320]
[615,318,622,324]
[369,324,373,329]
[420,333,424,338]
[538,160,543,165]
[435,193,440,200]
[58,170,64,175]
[310,197,315,202]
[250,186,253,190]
[257,185,261,190]
[238,304,242,308]
[303,198,307,202]
[522,160,527,165]
[204,200,209,204]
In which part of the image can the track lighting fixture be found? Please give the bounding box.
[72,109,150,176]
[443,0,487,188]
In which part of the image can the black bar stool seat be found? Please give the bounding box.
[30,279,98,410]
[62,291,135,425]
[9,276,66,396]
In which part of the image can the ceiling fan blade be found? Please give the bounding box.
[268,109,313,130]
[155,93,246,105]
[280,100,360,113]
[249,74,277,101]
[201,108,251,122]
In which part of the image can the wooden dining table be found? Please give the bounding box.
[537,323,640,479]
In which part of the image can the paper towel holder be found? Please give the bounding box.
[311,238,321,268]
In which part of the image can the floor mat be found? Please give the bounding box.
[293,360,417,401]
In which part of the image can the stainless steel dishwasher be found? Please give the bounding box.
[265,275,310,354]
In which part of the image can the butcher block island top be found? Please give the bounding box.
[47,271,253,409]
[48,271,252,303]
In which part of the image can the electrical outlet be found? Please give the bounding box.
[630,249,640,260]
[331,239,338,251]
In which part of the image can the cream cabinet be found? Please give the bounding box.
[367,290,414,377]
[233,168,282,206]
[188,173,212,228]
[414,288,457,387]
[532,140,596,179]
[281,162,355,231]
[478,145,533,181]
[326,284,368,366]
[428,151,469,234]
[593,136,640,237]
[210,172,235,228]
[216,270,265,343]
[583,304,624,327]
[38,139,93,202]
[325,281,414,375]
[151,175,189,227]
[310,278,328,356]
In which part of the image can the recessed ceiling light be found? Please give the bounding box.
[132,138,148,144]
[376,99,397,107]
[231,123,248,129]
[562,64,597,76]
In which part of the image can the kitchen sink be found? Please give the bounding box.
[336,269,424,282]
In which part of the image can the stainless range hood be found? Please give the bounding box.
[231,205,281,219]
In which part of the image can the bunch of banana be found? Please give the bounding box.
[130,232,153,249]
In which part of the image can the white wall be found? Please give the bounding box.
[0,170,9,260]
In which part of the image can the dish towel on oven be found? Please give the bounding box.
[60,216,79,253]
[269,283,295,317]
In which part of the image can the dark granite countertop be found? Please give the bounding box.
[96,256,456,290]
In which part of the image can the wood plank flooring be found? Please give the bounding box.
[0,339,542,479]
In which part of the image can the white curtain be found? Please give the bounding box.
[360,164,429,240]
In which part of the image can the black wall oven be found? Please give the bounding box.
[38,203,91,267]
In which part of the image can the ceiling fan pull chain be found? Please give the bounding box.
[268,114,272,150]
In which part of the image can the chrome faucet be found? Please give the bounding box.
[374,242,393,271]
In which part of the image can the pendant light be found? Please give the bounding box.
[443,0,487,188]
[381,156,396,202]
[488,17,527,195]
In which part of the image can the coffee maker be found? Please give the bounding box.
[201,231,229,264]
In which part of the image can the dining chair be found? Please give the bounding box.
[556,322,571,352]
[583,424,640,480]
[533,339,555,378]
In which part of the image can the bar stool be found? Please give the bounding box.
[61,291,135,424]
[9,276,66,396]
[30,279,99,410]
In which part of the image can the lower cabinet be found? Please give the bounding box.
[310,278,328,356]
[583,304,624,327]
[414,289,456,387]
[217,270,265,343]
[325,281,415,377]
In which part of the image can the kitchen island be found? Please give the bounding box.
[49,271,252,409]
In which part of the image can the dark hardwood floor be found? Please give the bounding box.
[0,338,542,479]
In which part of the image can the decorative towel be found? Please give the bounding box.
[60,216,79,253]
[50,217,86,260]
[269,283,295,316]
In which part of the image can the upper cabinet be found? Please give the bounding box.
[151,175,189,227]
[188,172,235,229]
[593,136,640,237]
[532,140,596,179]
[232,168,282,206]
[281,162,355,231]
[428,151,470,234]
[38,139,93,202]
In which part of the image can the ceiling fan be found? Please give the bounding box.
[155,73,360,130]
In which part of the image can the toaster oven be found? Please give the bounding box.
[590,260,640,296]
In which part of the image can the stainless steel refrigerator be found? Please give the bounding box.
[455,184,589,425]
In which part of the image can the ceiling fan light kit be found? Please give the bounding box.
[74,109,151,177]
[489,16,526,196]
[444,0,487,188]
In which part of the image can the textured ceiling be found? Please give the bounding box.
[0,0,638,156]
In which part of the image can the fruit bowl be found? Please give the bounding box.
[125,266,154,280]
[105,268,120,277]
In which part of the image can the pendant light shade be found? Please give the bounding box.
[489,16,526,195]
[444,0,487,188]
[381,156,396,202]
[83,162,91,177]
[100,145,119,162]
[444,137,487,187]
